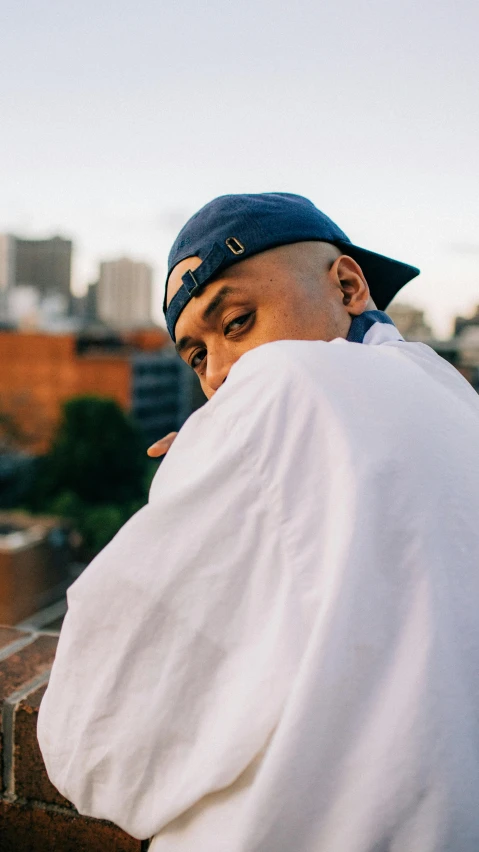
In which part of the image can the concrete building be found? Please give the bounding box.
[454,305,479,338]
[387,302,433,342]
[13,236,72,301]
[0,234,15,319]
[71,282,98,325]
[85,281,98,323]
[424,305,479,395]
[0,234,73,320]
[97,257,153,329]
[131,347,205,447]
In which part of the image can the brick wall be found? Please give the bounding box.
[0,331,131,454]
[0,625,150,851]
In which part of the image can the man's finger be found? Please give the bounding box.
[147,432,178,457]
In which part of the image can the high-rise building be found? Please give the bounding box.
[14,236,72,301]
[71,282,98,326]
[387,302,433,342]
[0,235,15,320]
[97,257,153,329]
[0,234,72,320]
[454,305,479,338]
[428,305,479,395]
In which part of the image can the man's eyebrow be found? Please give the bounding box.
[175,335,194,356]
[202,286,237,322]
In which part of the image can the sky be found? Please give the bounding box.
[0,0,478,336]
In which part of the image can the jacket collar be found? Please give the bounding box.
[346,310,403,345]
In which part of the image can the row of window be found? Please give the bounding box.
[132,390,179,407]
[133,362,179,378]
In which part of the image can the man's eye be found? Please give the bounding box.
[190,348,206,369]
[224,312,253,336]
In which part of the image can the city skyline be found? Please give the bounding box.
[1,1,478,337]
[1,220,477,339]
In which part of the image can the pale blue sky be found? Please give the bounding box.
[1,0,478,335]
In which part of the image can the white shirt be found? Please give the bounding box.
[38,324,479,851]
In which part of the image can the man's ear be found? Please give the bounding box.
[331,255,371,316]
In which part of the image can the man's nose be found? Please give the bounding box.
[205,350,233,395]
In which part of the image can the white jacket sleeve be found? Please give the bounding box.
[37,346,304,840]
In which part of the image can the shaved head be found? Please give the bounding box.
[253,241,343,294]
[166,241,343,309]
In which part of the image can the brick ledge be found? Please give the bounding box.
[0,625,147,851]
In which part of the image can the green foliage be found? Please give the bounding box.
[38,490,146,559]
[30,396,147,507]
[46,489,85,518]
[25,396,152,559]
[76,504,128,555]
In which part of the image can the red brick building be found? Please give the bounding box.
[0,328,171,454]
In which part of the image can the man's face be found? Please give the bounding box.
[166,241,371,399]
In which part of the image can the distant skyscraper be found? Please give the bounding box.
[0,235,15,320]
[387,302,433,342]
[14,236,72,300]
[0,235,15,291]
[97,257,153,329]
[0,234,72,320]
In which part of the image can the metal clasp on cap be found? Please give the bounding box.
[183,269,201,295]
[225,236,245,255]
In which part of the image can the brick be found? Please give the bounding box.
[13,683,72,807]
[0,635,57,705]
[0,635,57,793]
[0,627,25,652]
[0,801,143,852]
[0,636,149,850]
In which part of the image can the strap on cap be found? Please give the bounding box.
[165,242,227,341]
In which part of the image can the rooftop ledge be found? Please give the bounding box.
[0,624,149,851]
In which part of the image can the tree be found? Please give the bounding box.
[32,396,148,507]
[23,396,152,558]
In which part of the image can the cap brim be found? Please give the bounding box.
[336,241,420,310]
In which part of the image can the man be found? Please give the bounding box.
[38,194,479,851]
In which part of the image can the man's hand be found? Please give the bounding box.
[147,432,178,457]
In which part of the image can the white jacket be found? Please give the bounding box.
[38,321,479,851]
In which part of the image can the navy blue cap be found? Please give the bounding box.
[164,192,420,341]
